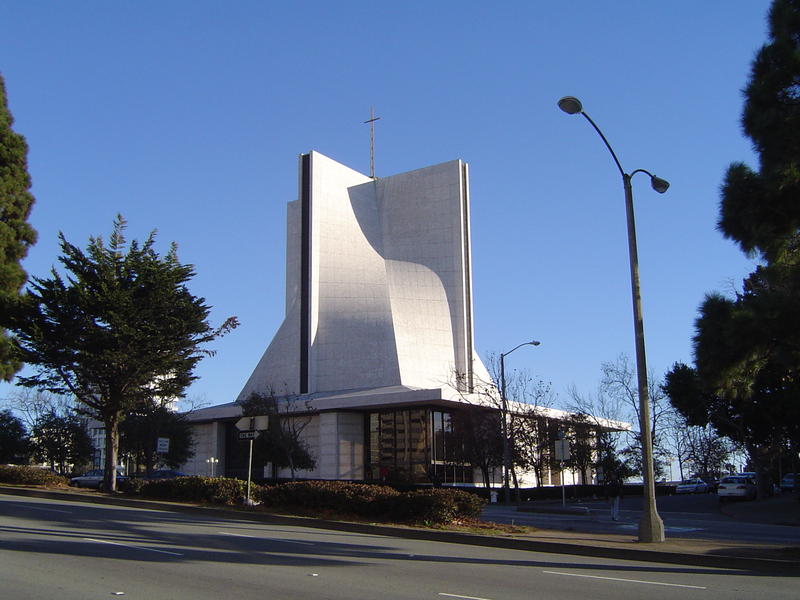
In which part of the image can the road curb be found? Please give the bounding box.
[3,485,799,574]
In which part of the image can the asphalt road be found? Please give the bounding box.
[1,492,798,600]
[482,494,800,545]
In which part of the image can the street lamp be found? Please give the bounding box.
[499,340,541,503]
[558,95,667,543]
[206,456,219,477]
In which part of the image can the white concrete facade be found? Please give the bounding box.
[237,151,489,401]
[179,152,622,486]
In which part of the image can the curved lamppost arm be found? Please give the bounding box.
[578,111,625,179]
[501,340,541,360]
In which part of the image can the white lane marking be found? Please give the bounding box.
[438,594,495,600]
[84,538,184,556]
[543,571,707,589]
[22,505,72,514]
[219,531,315,545]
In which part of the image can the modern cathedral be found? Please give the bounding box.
[180,152,611,486]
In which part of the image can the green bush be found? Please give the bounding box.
[0,465,69,487]
[129,476,252,505]
[258,481,485,524]
[391,488,486,524]
[259,480,400,517]
[121,476,486,525]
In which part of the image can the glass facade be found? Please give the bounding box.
[365,408,472,484]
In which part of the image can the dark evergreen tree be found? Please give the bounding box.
[0,74,37,380]
[0,408,28,463]
[30,411,93,475]
[119,402,194,474]
[240,392,316,481]
[9,216,237,490]
[665,1,800,486]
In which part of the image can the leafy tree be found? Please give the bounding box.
[0,408,28,463]
[452,360,553,494]
[665,1,800,488]
[240,391,316,480]
[514,412,554,488]
[30,411,93,475]
[119,401,194,475]
[9,217,238,490]
[597,356,670,479]
[2,389,74,431]
[564,413,596,484]
[449,404,503,490]
[0,74,37,380]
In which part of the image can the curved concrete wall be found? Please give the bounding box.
[237,151,486,402]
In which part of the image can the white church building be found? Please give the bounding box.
[181,151,618,486]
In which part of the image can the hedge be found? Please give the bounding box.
[390,488,486,523]
[122,478,486,524]
[124,476,251,505]
[258,481,485,524]
[0,465,69,487]
[258,480,400,518]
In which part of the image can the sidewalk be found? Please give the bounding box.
[3,485,799,574]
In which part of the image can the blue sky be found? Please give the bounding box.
[0,1,768,411]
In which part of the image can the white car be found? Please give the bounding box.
[675,478,709,494]
[717,475,756,501]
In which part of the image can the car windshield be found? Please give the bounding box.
[721,477,745,483]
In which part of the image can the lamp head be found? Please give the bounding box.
[650,176,670,194]
[557,96,583,115]
[529,340,541,346]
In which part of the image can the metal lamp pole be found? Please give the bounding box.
[557,96,667,543]
[499,340,541,503]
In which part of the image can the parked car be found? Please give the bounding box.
[128,469,188,482]
[717,475,757,501]
[144,469,187,480]
[675,478,709,494]
[69,469,128,490]
[780,473,797,492]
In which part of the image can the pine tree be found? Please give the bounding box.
[718,0,800,261]
[665,1,800,484]
[0,74,37,380]
[10,216,237,491]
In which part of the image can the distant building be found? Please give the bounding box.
[183,151,625,486]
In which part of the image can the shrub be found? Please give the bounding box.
[129,476,253,505]
[391,488,486,524]
[0,465,69,487]
[259,480,400,517]
[257,481,485,524]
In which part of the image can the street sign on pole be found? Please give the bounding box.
[234,414,268,507]
[157,437,170,453]
[554,439,570,461]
